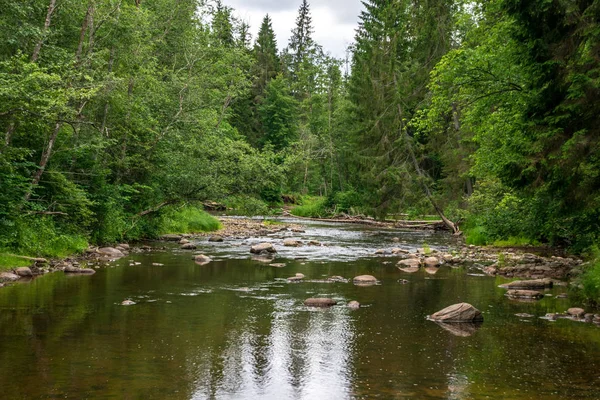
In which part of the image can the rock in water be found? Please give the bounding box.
[499,279,553,289]
[304,298,337,307]
[250,243,276,254]
[567,307,585,318]
[98,247,125,258]
[353,275,378,285]
[0,272,20,282]
[194,254,212,265]
[64,265,95,274]
[429,303,484,323]
[347,301,360,309]
[397,258,421,268]
[424,256,440,268]
[180,243,197,250]
[283,238,302,247]
[208,235,224,242]
[505,290,543,300]
[15,267,33,277]
[121,300,136,306]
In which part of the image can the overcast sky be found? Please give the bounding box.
[222,0,365,59]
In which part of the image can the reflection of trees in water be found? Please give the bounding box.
[189,298,354,399]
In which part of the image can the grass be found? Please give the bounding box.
[492,237,541,247]
[465,226,488,246]
[160,206,221,234]
[0,253,33,272]
[290,196,329,218]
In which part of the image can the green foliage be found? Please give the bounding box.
[0,253,33,271]
[159,206,220,234]
[223,195,270,216]
[290,196,328,218]
[2,216,88,258]
[465,226,489,246]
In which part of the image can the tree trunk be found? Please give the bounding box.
[403,124,460,235]
[24,122,61,201]
[31,0,58,63]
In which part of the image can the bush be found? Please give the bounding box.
[290,196,329,218]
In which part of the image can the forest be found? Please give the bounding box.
[0,0,598,278]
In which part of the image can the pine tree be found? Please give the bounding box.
[254,14,280,97]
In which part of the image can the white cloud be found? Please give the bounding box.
[223,0,363,59]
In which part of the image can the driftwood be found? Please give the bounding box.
[282,211,447,230]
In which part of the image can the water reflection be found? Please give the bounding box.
[191,299,353,399]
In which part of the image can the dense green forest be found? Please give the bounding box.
[0,0,598,260]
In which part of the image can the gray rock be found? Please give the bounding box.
[0,272,20,282]
[121,300,136,306]
[181,243,197,250]
[208,235,224,242]
[98,247,125,258]
[505,290,543,300]
[353,275,378,285]
[269,263,286,268]
[429,303,484,323]
[304,298,337,307]
[347,301,360,309]
[283,239,302,247]
[194,254,212,265]
[64,265,95,274]
[179,238,190,245]
[397,258,421,269]
[567,307,585,318]
[250,242,276,254]
[15,267,33,277]
[424,256,440,268]
[499,278,553,289]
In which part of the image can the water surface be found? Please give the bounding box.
[1,220,599,399]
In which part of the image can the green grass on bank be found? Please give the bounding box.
[160,207,221,234]
[290,196,329,218]
[0,253,33,272]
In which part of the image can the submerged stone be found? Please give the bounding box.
[304,298,337,307]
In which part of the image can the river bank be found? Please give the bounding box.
[0,216,585,289]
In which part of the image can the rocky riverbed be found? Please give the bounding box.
[0,217,586,288]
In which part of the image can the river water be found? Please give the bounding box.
[1,219,599,399]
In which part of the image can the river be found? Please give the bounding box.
[1,218,599,399]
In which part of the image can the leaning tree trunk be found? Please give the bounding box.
[404,130,461,235]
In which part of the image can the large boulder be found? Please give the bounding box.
[304,298,337,307]
[250,243,276,254]
[15,267,33,277]
[353,275,378,285]
[505,290,543,300]
[0,272,20,282]
[283,238,302,247]
[424,256,440,268]
[499,278,553,290]
[429,303,484,323]
[98,247,125,258]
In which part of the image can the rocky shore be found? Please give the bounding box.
[0,217,586,291]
